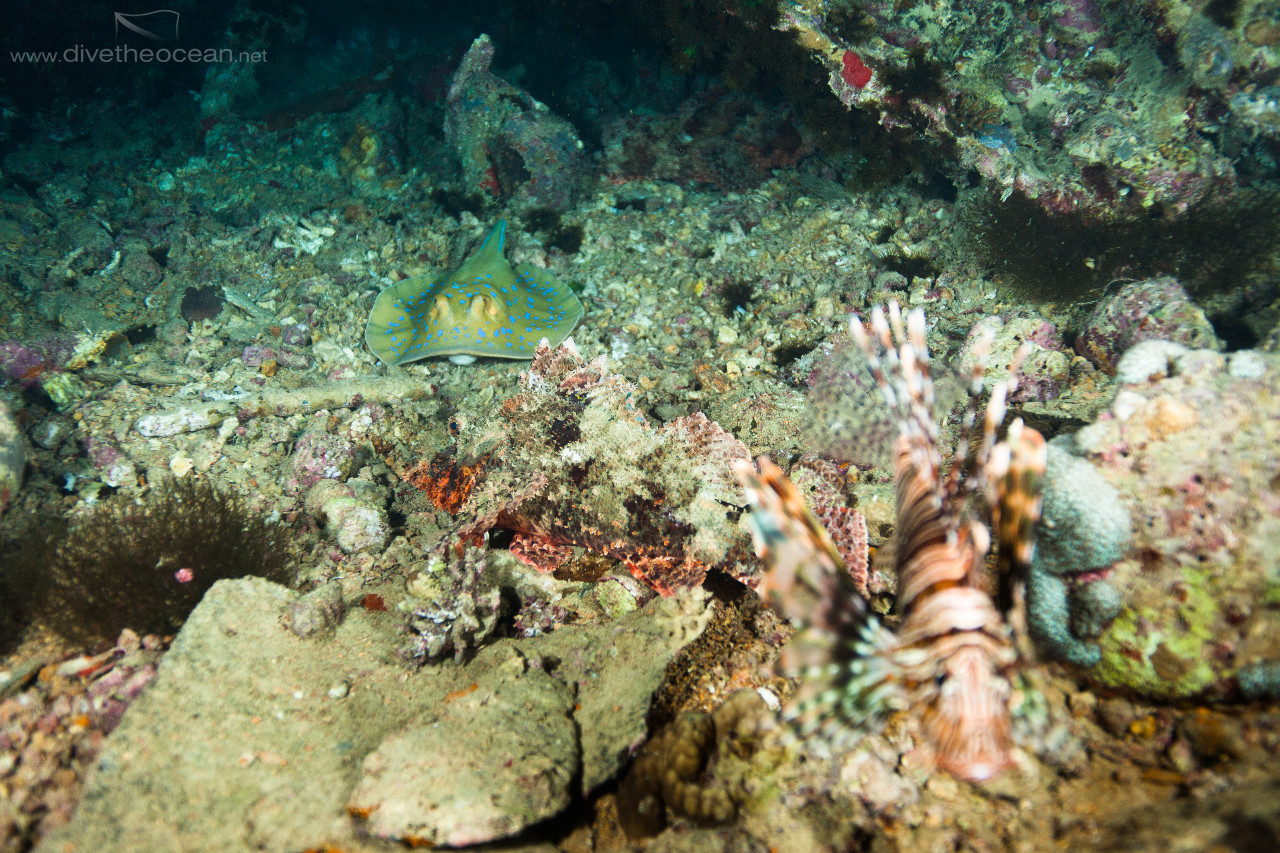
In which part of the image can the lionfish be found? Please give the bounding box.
[736,303,1047,783]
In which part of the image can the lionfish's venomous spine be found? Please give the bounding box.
[737,303,1047,783]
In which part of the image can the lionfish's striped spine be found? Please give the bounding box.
[848,303,1033,782]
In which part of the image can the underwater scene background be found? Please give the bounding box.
[2,0,1280,850]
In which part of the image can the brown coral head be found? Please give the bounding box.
[403,448,486,514]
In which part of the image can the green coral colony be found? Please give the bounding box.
[364,220,584,365]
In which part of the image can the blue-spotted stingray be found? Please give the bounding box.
[364,220,584,365]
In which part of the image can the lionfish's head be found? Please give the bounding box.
[922,644,1014,783]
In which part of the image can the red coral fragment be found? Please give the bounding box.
[840,51,873,89]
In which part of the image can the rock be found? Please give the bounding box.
[40,579,710,851]
[538,586,712,791]
[290,430,360,491]
[304,479,390,553]
[1075,277,1220,374]
[0,400,25,515]
[348,645,578,846]
[83,435,136,488]
[1064,347,1280,699]
[444,35,584,211]
[1114,339,1189,384]
[1,337,73,387]
[38,578,412,853]
[284,582,346,638]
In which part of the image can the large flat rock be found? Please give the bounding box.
[349,645,578,846]
[39,578,710,851]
